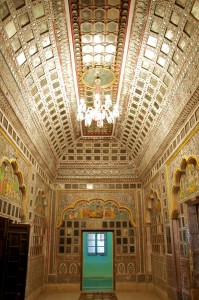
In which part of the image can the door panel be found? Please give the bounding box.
[0,217,9,300]
[0,216,30,300]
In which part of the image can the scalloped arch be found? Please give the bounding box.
[11,160,24,187]
[58,198,136,228]
[0,158,27,220]
[171,155,199,218]
[0,158,25,188]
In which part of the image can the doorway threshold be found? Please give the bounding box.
[79,291,117,300]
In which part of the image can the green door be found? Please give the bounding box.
[82,231,113,291]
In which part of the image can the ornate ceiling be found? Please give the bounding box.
[0,0,199,183]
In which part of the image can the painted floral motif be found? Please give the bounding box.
[0,162,22,204]
[178,164,199,200]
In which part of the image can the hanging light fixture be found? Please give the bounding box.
[77,75,119,128]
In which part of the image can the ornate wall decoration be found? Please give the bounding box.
[0,132,16,159]
[145,188,166,289]
[148,191,165,254]
[152,255,167,293]
[58,263,67,274]
[34,190,46,217]
[0,130,32,221]
[29,190,47,256]
[0,130,31,187]
[166,149,199,299]
[56,190,138,284]
[171,155,199,216]
[166,129,199,216]
[0,158,28,221]
[60,199,135,226]
[137,190,145,275]
[177,160,199,200]
[57,190,136,227]
[0,161,23,205]
[25,256,45,298]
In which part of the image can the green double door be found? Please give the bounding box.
[82,231,114,291]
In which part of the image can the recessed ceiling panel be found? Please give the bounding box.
[0,0,198,182]
[70,0,130,136]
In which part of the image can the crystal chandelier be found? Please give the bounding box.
[77,76,119,128]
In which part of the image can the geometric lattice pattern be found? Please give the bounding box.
[0,0,199,183]
[119,0,199,161]
[69,0,129,136]
[61,141,133,164]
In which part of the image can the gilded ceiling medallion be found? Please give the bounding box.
[82,68,115,89]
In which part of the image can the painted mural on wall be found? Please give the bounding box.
[178,163,199,200]
[62,199,132,223]
[168,130,199,188]
[0,162,22,205]
[58,190,136,225]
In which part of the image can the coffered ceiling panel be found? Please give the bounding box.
[0,0,78,162]
[117,0,199,168]
[69,0,129,136]
[0,0,198,182]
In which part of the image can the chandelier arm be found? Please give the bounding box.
[77,74,119,127]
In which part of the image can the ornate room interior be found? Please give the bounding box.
[0,0,199,299]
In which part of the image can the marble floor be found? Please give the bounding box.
[36,291,163,300]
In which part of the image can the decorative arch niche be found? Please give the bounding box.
[145,188,165,255]
[171,155,199,218]
[0,158,26,221]
[58,198,136,228]
[34,190,46,216]
[171,156,199,293]
[145,189,162,224]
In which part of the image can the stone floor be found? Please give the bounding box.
[79,292,117,299]
[36,291,163,300]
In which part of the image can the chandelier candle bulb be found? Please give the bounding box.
[77,77,119,128]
